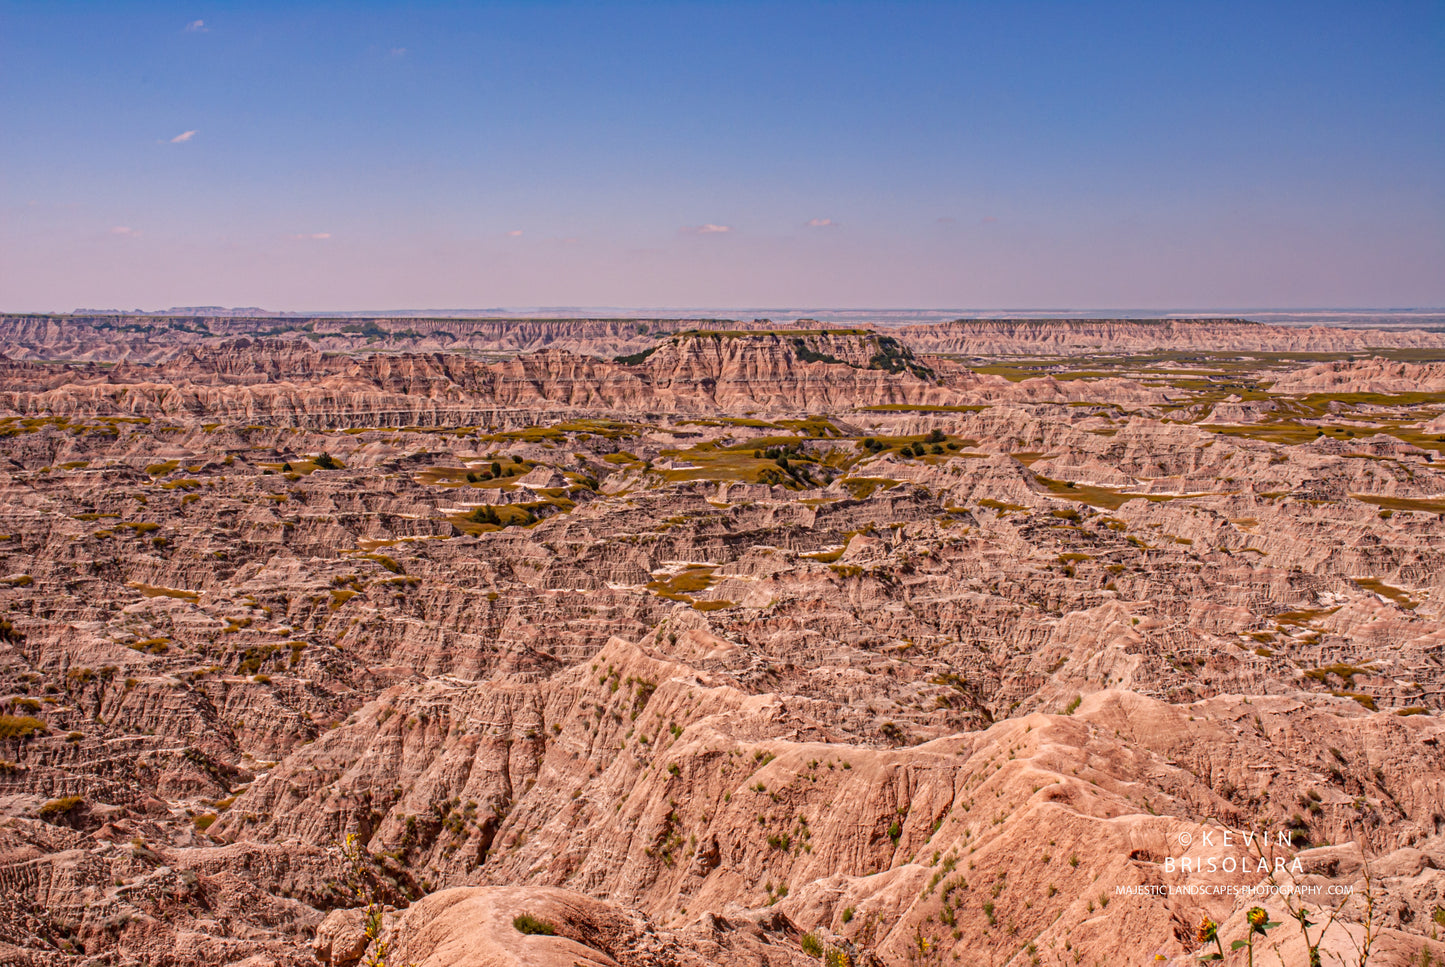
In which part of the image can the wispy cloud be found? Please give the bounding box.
[288,232,332,240]
[184,19,208,32]
[507,229,524,237]
[110,226,140,238]
[935,216,956,225]
[387,47,408,58]
[169,130,197,143]
[681,223,731,235]
[981,215,998,224]
[806,218,836,228]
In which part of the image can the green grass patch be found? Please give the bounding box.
[449,498,573,535]
[0,715,48,739]
[1273,606,1340,626]
[1332,691,1378,711]
[482,419,641,443]
[1355,578,1417,610]
[128,582,199,602]
[1198,423,1322,446]
[1351,494,1445,515]
[860,404,989,413]
[1034,476,1131,511]
[648,566,717,602]
[1304,663,1375,687]
[841,477,900,500]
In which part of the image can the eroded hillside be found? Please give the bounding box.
[2,324,1445,966]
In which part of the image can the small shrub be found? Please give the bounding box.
[0,715,48,740]
[38,795,83,820]
[801,933,825,957]
[513,913,556,936]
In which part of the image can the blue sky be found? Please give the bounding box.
[1,0,1441,311]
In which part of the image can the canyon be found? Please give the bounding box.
[3,317,1445,966]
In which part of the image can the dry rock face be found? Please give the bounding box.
[2,321,1445,966]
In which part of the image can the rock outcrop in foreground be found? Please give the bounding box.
[2,320,1445,966]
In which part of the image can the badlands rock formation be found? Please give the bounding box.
[891,318,1445,355]
[7,312,1445,364]
[2,322,1445,966]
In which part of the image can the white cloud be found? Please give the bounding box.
[682,223,731,235]
[507,229,524,237]
[806,218,836,228]
[110,226,139,237]
[288,232,332,240]
[185,19,208,32]
[170,130,197,143]
[388,47,408,57]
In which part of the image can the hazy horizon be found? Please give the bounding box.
[20,305,1445,333]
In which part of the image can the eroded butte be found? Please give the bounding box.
[2,314,1445,966]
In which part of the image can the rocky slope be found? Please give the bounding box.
[0,331,1102,424]
[1267,360,1445,395]
[0,315,769,365]
[2,325,1445,966]
[892,318,1445,354]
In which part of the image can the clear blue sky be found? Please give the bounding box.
[2,0,1441,311]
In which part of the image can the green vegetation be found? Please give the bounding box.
[648,566,717,603]
[614,345,658,365]
[1355,578,1417,610]
[482,419,640,443]
[129,637,170,654]
[792,339,845,366]
[0,715,48,739]
[842,477,900,500]
[37,796,83,820]
[128,582,200,602]
[449,497,574,535]
[1034,475,1218,511]
[512,913,557,936]
[861,404,989,413]
[1351,494,1445,515]
[1304,663,1375,686]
